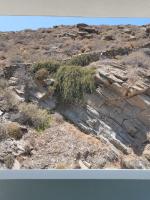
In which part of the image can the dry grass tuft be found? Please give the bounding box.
[19,103,51,131]
[6,122,23,140]
[121,50,150,68]
[35,68,49,81]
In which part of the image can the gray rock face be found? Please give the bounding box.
[60,62,150,156]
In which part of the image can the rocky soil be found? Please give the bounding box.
[0,23,150,169]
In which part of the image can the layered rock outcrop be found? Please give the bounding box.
[60,61,150,156]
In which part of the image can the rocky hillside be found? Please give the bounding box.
[0,23,150,169]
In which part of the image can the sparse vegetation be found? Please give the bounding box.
[121,50,150,68]
[19,103,51,131]
[4,154,15,169]
[68,53,99,66]
[0,89,19,111]
[55,162,70,169]
[54,65,96,103]
[6,122,23,140]
[33,60,61,74]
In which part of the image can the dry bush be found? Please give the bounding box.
[6,122,23,140]
[53,113,64,124]
[55,162,70,169]
[4,154,15,169]
[19,103,51,131]
[121,50,150,86]
[0,89,19,111]
[35,68,49,80]
[63,42,82,56]
[121,50,150,68]
[126,65,139,87]
[68,53,99,66]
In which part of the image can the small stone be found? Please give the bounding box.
[78,160,89,169]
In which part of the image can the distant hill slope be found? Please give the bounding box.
[1,24,150,67]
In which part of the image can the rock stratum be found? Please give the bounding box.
[0,24,150,169]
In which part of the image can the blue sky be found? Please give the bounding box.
[0,17,150,31]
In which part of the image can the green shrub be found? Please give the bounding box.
[55,65,95,104]
[19,103,51,131]
[33,60,61,74]
[68,53,99,66]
